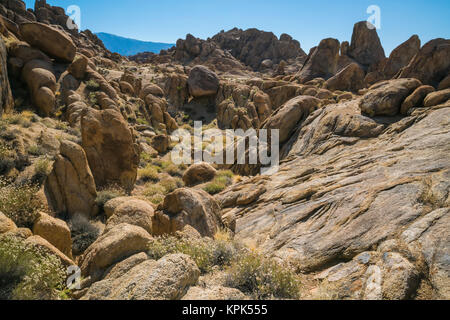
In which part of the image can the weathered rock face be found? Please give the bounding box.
[154,188,223,237]
[0,37,13,116]
[80,108,140,191]
[398,38,450,87]
[0,0,36,24]
[45,140,98,218]
[347,21,385,69]
[19,22,76,62]
[220,99,450,299]
[401,85,435,115]
[216,82,273,130]
[173,33,246,72]
[80,223,152,279]
[34,0,77,33]
[182,162,217,187]
[423,88,450,107]
[164,73,189,109]
[82,254,200,300]
[296,38,340,83]
[0,211,17,234]
[106,199,155,234]
[187,65,220,98]
[32,212,72,258]
[212,28,306,70]
[21,59,56,116]
[68,54,88,79]
[262,95,321,144]
[359,78,422,116]
[325,62,365,92]
[383,35,421,79]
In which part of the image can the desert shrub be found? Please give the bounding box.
[165,163,183,177]
[88,92,97,106]
[147,235,238,273]
[0,143,16,174]
[0,236,66,300]
[138,165,160,182]
[55,121,69,131]
[203,170,234,195]
[225,251,301,299]
[2,113,22,125]
[159,176,184,193]
[203,181,226,195]
[86,80,100,91]
[27,145,44,156]
[68,214,103,256]
[142,183,166,205]
[95,186,126,212]
[151,158,172,170]
[140,151,157,164]
[32,158,52,184]
[136,118,149,126]
[0,179,41,228]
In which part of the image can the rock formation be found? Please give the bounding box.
[45,140,98,218]
[80,108,140,192]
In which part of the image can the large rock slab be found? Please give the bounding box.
[296,38,340,83]
[383,35,420,78]
[219,100,450,300]
[82,254,200,300]
[325,62,365,92]
[398,38,450,87]
[182,162,217,187]
[0,211,17,234]
[262,95,321,144]
[79,223,152,279]
[21,59,56,116]
[45,140,98,218]
[106,199,155,234]
[359,78,422,116]
[0,37,13,116]
[154,188,223,237]
[19,22,76,62]
[187,65,220,98]
[347,21,385,68]
[32,212,72,258]
[80,108,140,191]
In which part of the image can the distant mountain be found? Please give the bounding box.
[96,32,174,56]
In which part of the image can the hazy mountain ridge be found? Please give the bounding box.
[96,32,174,56]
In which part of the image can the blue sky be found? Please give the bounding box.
[24,0,450,54]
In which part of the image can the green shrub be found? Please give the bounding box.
[225,251,301,299]
[86,80,100,91]
[33,158,52,184]
[159,176,184,193]
[95,186,126,211]
[27,145,44,156]
[88,92,97,106]
[0,144,16,174]
[69,214,103,256]
[203,170,234,195]
[55,121,69,131]
[0,179,41,228]
[203,181,227,195]
[147,236,238,273]
[138,165,160,182]
[0,236,66,300]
